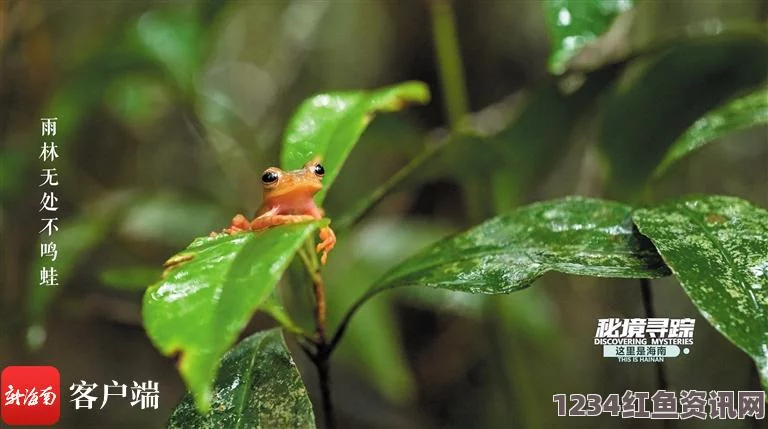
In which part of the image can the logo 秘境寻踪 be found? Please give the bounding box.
[2,366,60,426]
[594,318,695,363]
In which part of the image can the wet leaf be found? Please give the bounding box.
[168,329,315,429]
[633,195,768,388]
[543,0,633,74]
[143,221,325,411]
[373,197,669,294]
[600,33,768,196]
[280,81,429,204]
[654,89,768,177]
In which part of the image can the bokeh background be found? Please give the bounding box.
[1,1,767,428]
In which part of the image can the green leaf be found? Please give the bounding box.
[374,197,669,294]
[600,33,768,196]
[543,0,633,74]
[143,221,325,411]
[654,89,768,177]
[280,81,430,204]
[168,329,315,429]
[633,195,768,388]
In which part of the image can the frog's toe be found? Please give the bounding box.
[231,214,251,229]
[315,227,336,264]
[315,235,335,253]
[318,243,333,265]
[221,214,251,235]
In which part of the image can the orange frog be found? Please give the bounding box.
[218,158,336,264]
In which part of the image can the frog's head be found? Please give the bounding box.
[261,158,324,201]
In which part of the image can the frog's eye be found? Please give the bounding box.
[261,170,279,184]
[311,163,325,177]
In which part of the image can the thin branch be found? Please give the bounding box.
[316,354,335,429]
[300,241,327,342]
[298,238,336,428]
[311,270,327,342]
[640,279,669,392]
[296,338,334,428]
[326,288,379,357]
[334,139,445,232]
[298,339,317,359]
[429,0,470,131]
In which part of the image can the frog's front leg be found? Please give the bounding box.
[249,214,315,231]
[316,226,336,265]
[210,214,252,236]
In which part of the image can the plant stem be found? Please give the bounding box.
[298,239,336,428]
[312,270,327,342]
[317,353,335,429]
[312,6,470,421]
[640,279,669,392]
[429,0,490,224]
[327,288,379,355]
[429,0,470,132]
[334,139,445,232]
[299,338,336,429]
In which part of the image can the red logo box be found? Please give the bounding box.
[1,366,60,426]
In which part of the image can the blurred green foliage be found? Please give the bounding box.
[599,32,767,197]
